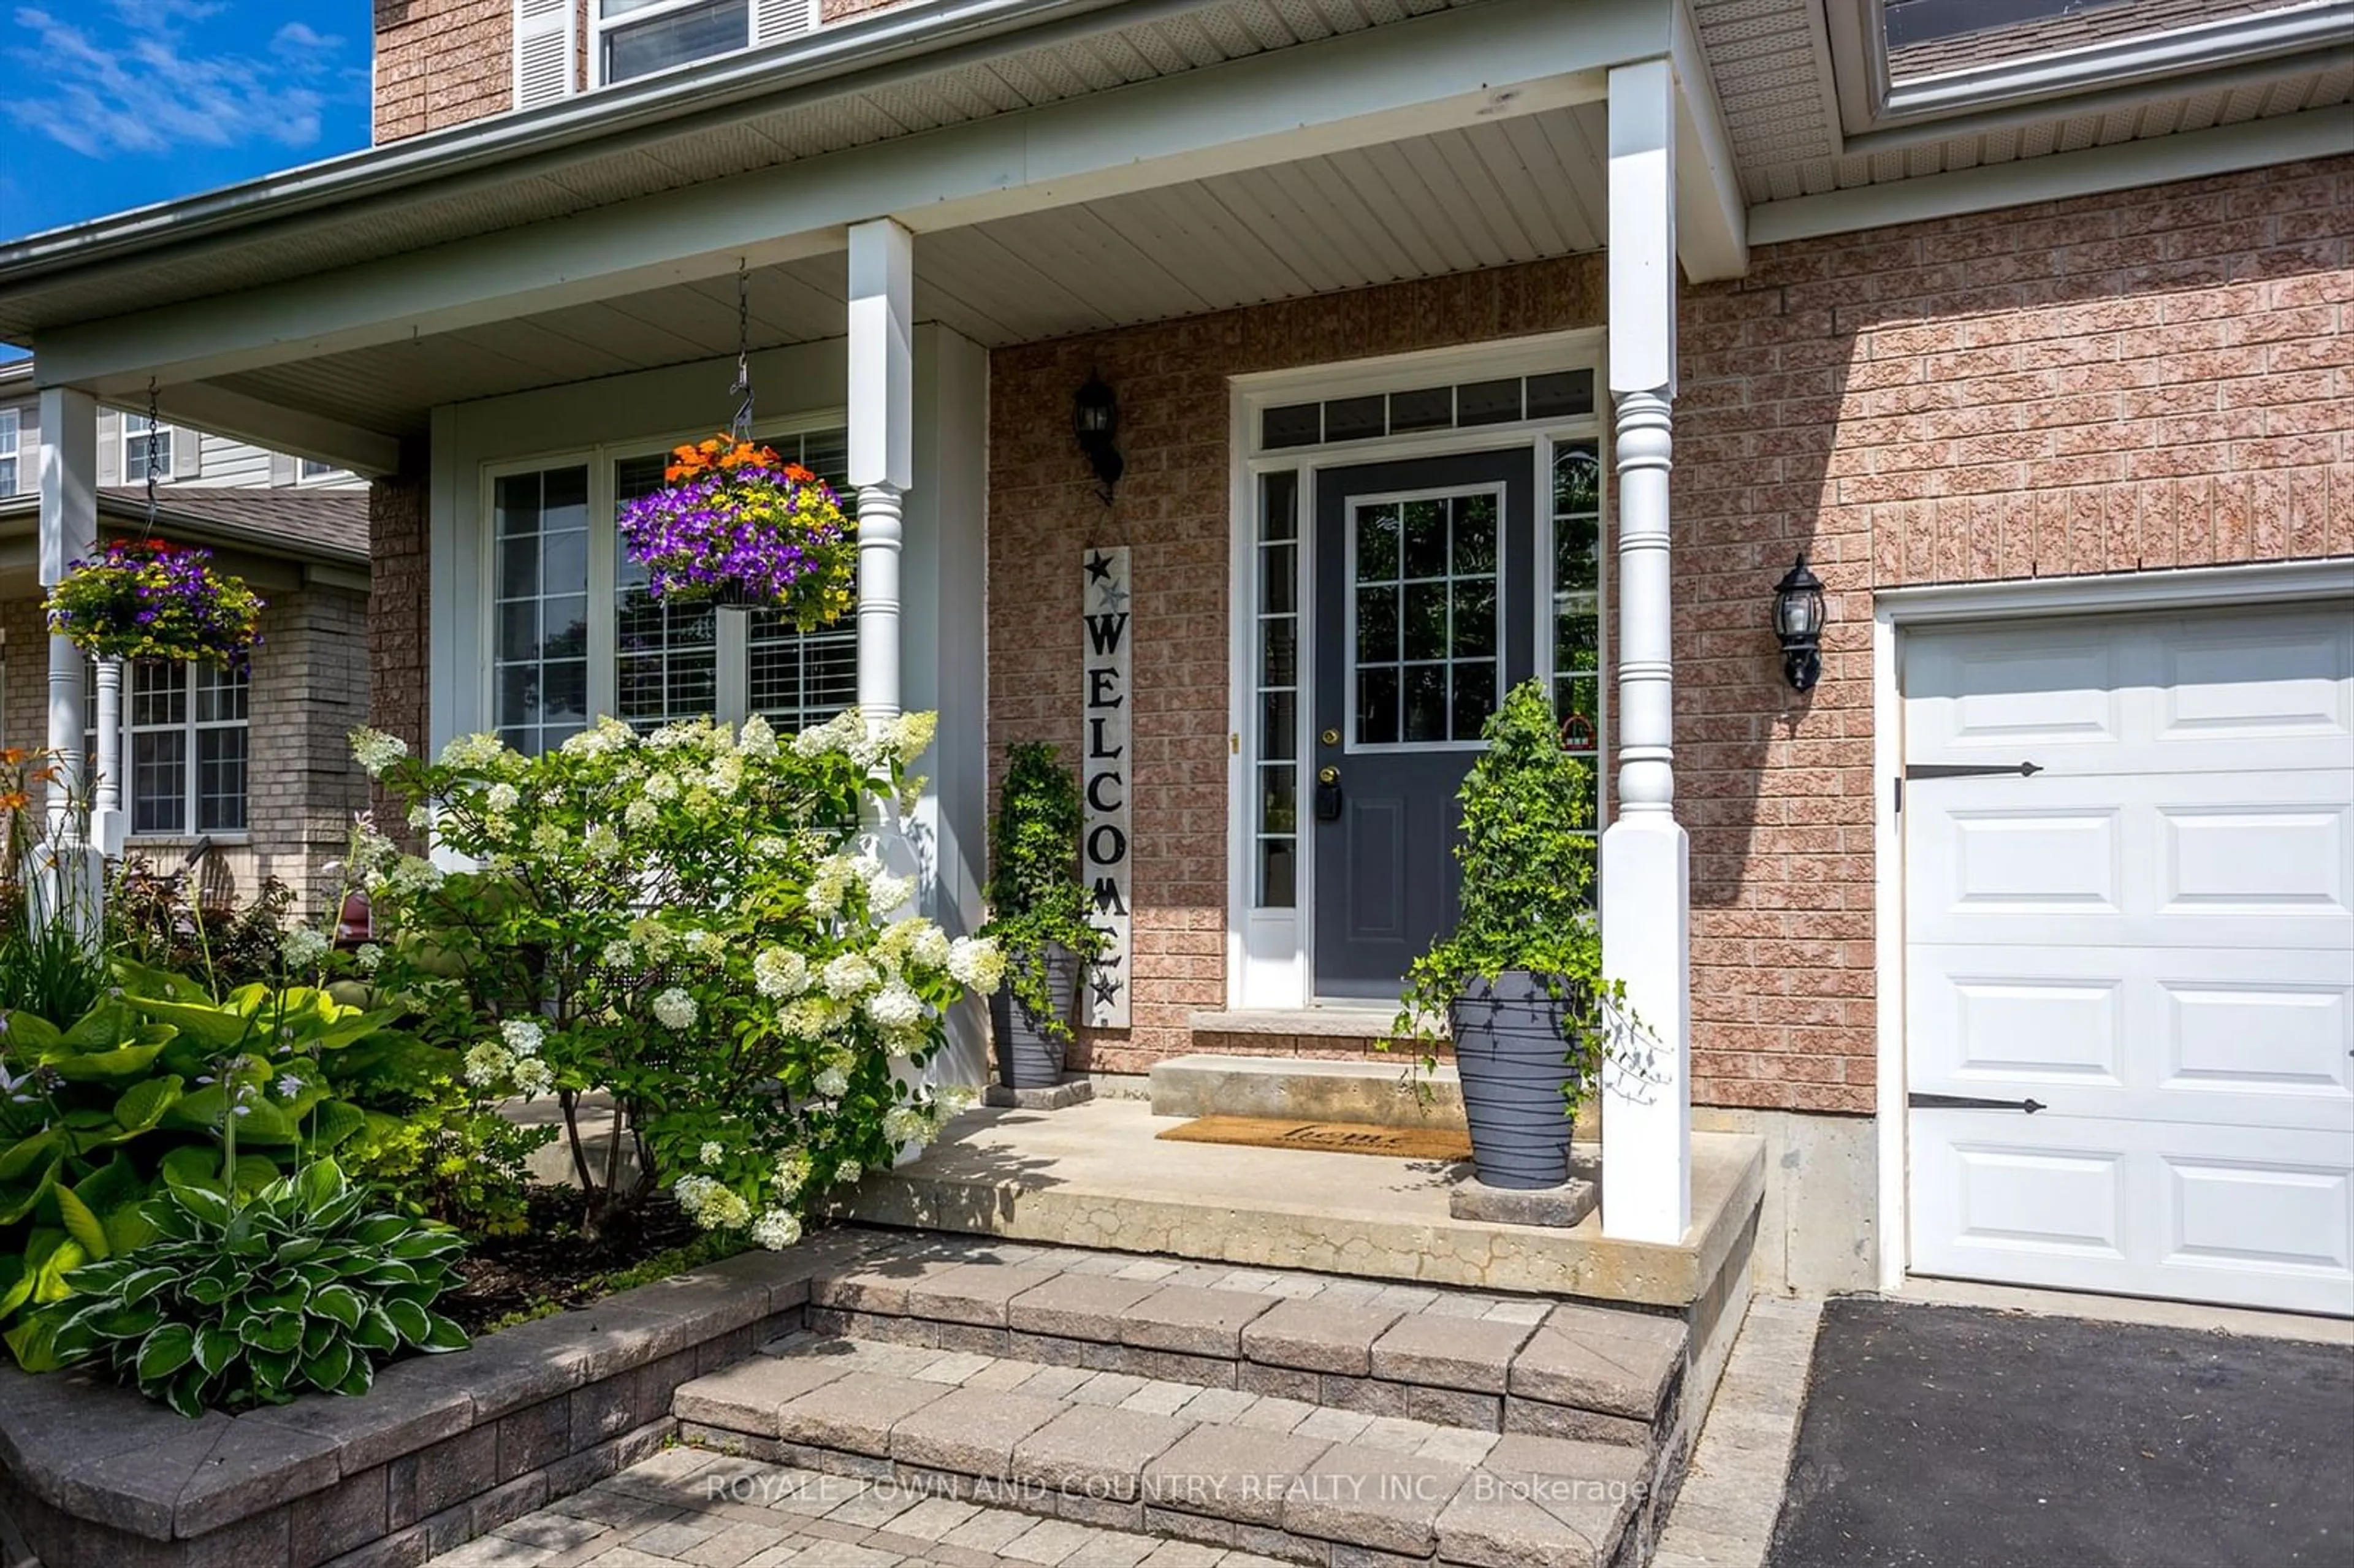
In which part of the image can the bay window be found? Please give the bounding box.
[490,423,856,752]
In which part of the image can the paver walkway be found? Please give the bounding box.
[421,1444,1297,1568]
[1651,1295,1821,1568]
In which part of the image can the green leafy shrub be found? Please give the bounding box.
[39,1159,467,1416]
[1388,680,1622,1105]
[349,712,1001,1249]
[978,742,1105,1040]
[0,980,465,1360]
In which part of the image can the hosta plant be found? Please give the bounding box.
[39,1159,467,1416]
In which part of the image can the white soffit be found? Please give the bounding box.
[202,102,1615,439]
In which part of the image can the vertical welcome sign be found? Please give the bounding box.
[1081,547,1133,1029]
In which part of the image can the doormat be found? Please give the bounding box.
[1157,1116,1471,1162]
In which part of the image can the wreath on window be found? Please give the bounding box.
[615,435,857,629]
[44,538,265,664]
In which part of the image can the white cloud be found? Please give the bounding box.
[4,1,350,160]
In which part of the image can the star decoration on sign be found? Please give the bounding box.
[1091,972,1124,1010]
[1084,551,1116,584]
[1095,578,1130,614]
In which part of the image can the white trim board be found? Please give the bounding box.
[1748,109,2354,248]
[1868,555,2354,1295]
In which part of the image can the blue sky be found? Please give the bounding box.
[0,1,373,243]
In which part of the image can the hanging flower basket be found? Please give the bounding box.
[617,435,857,629]
[43,539,265,664]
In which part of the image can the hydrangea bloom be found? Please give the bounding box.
[501,1018,544,1058]
[864,981,924,1029]
[280,926,331,969]
[947,936,1006,993]
[821,954,878,1000]
[351,728,409,779]
[753,946,809,999]
[750,1209,802,1250]
[512,1058,554,1097]
[463,1042,511,1087]
[652,988,698,1030]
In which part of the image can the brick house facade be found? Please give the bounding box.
[986,153,2353,1108]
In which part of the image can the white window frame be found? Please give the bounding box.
[592,0,747,86]
[297,457,341,484]
[0,408,18,497]
[478,410,852,746]
[122,413,172,485]
[1226,330,1609,1010]
[86,659,251,842]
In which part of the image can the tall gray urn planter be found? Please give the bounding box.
[991,943,1080,1089]
[1449,972,1578,1189]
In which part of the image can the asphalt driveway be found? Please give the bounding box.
[1766,1297,2354,1568]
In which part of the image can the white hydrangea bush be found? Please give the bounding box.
[346,710,993,1246]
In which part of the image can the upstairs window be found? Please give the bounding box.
[593,0,816,86]
[123,413,172,484]
[0,408,17,497]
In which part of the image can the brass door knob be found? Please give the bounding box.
[1317,766,1339,785]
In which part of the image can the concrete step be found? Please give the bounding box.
[676,1332,1655,1568]
[800,1240,1688,1449]
[1149,1053,1464,1128]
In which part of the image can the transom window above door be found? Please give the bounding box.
[490,425,855,754]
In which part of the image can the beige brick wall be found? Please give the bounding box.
[0,584,372,917]
[988,154,2354,1106]
[988,259,1612,1078]
[374,0,511,143]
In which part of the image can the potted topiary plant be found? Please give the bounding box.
[1390,679,1620,1189]
[980,743,1104,1089]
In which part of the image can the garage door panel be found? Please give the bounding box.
[1905,599,2354,1316]
[1910,944,2352,1129]
[1910,1114,2354,1315]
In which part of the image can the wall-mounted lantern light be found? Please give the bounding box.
[1773,552,1825,692]
[1073,370,1124,501]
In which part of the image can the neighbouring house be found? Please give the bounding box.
[1,0,2348,1323]
[0,357,373,909]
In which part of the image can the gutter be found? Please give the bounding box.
[0,0,1230,289]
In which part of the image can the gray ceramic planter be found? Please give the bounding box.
[1450,972,1579,1189]
[990,943,1079,1089]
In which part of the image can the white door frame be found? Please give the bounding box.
[1871,555,2354,1294]
[1225,331,1608,1011]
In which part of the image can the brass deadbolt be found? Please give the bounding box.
[1320,728,1340,746]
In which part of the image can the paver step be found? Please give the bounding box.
[676,1333,1654,1568]
[801,1236,1688,1449]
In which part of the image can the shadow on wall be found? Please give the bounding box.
[1667,154,2353,1115]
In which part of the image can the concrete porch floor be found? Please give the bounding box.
[841,1098,1765,1310]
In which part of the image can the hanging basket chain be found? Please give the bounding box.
[729,261,755,441]
[143,378,162,539]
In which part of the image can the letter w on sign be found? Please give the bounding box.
[1080,547,1133,1028]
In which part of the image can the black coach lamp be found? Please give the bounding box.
[1072,370,1124,501]
[1773,552,1826,692]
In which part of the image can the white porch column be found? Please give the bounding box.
[1599,58,1693,1244]
[35,386,101,932]
[848,216,913,731]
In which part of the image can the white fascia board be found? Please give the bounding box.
[1746,109,2354,248]
[34,0,1669,396]
[1670,0,1748,283]
[154,381,402,479]
[1877,0,2354,127]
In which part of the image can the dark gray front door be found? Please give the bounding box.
[1311,450,1538,1000]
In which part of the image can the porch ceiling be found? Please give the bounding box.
[208,104,1612,441]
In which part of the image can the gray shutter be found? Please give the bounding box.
[171,425,201,481]
[270,452,297,487]
[514,0,575,108]
[96,408,121,487]
[754,0,819,44]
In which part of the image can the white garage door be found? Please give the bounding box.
[1904,601,2354,1317]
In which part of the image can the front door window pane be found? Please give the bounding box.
[1350,490,1504,745]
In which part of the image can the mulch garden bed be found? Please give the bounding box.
[440,1186,737,1334]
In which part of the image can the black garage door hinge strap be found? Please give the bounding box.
[1909,1092,2047,1114]
[1895,759,2041,811]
